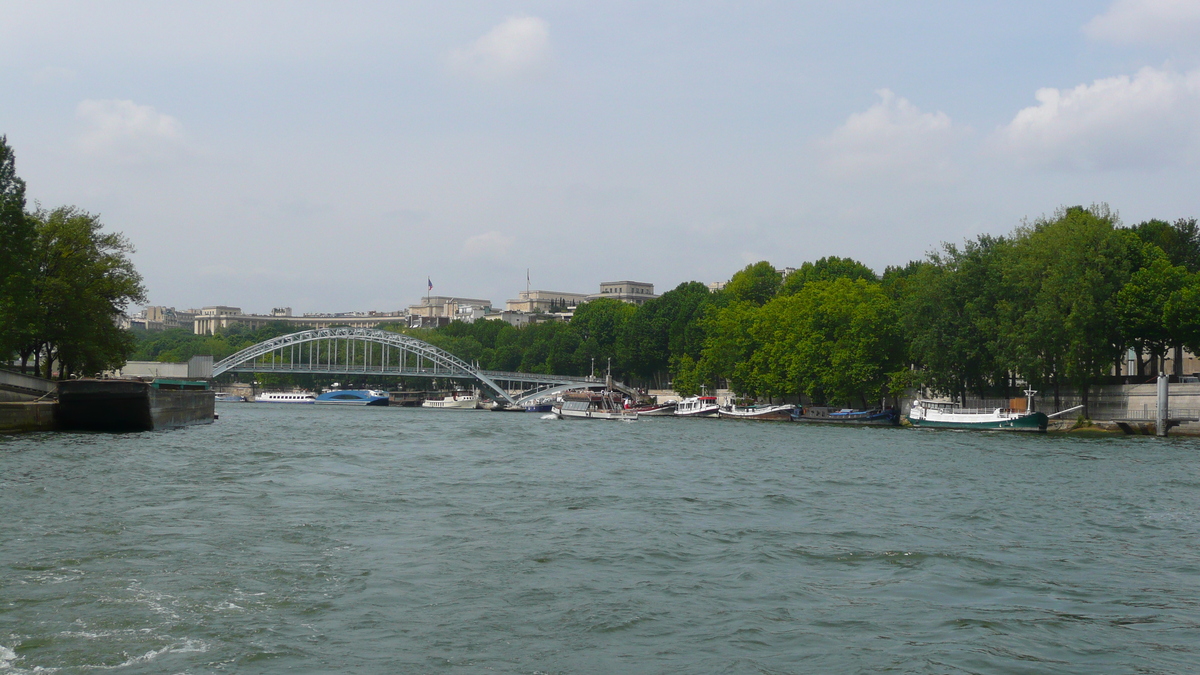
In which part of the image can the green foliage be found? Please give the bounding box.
[23,207,146,377]
[1128,218,1200,273]
[780,256,878,296]
[748,279,902,405]
[723,261,781,306]
[0,136,34,359]
[618,281,714,381]
[999,205,1139,393]
[897,235,1009,400]
[1116,258,1189,370]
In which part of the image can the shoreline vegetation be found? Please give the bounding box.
[132,205,1200,416]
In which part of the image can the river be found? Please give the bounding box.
[2,404,1198,673]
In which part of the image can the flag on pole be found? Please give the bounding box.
[427,277,433,291]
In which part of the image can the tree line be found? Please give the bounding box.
[1,137,146,378]
[125,204,1199,413]
[405,204,1200,411]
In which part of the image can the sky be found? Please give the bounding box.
[3,0,1200,314]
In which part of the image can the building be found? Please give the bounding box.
[407,296,494,319]
[192,307,407,335]
[505,290,589,314]
[587,281,658,305]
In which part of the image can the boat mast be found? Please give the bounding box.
[1024,388,1037,413]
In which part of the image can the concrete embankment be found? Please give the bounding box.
[0,401,57,432]
[1,374,214,433]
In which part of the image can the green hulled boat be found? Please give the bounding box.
[907,390,1048,432]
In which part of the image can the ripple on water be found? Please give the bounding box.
[2,405,1200,673]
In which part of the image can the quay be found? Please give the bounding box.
[1,370,214,433]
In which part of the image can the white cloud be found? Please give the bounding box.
[76,99,187,163]
[449,16,550,80]
[818,89,963,180]
[996,66,1200,170]
[461,231,515,260]
[1084,0,1200,45]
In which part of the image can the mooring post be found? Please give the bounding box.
[1156,372,1169,437]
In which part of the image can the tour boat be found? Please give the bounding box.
[718,403,796,420]
[214,393,247,402]
[314,389,389,406]
[254,391,316,404]
[792,407,900,426]
[906,390,1048,432]
[422,391,480,409]
[523,397,555,413]
[554,391,638,421]
[674,396,720,417]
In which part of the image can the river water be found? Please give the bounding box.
[2,404,1199,674]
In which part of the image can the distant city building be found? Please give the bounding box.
[505,290,589,314]
[127,306,198,331]
[408,296,494,319]
[588,280,658,305]
[192,306,406,335]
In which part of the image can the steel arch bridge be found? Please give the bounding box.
[210,327,629,406]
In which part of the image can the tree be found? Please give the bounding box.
[1000,205,1140,409]
[896,236,1009,402]
[0,136,35,360]
[618,281,714,384]
[723,261,781,306]
[1128,218,1200,273]
[780,256,877,295]
[1115,256,1188,375]
[570,298,635,376]
[749,278,903,405]
[22,207,146,378]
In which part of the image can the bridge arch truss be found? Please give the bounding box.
[210,327,621,406]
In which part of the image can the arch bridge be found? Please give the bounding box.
[211,327,636,406]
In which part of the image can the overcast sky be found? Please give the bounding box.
[3,0,1200,314]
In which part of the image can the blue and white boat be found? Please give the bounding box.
[314,389,390,406]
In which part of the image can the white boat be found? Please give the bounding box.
[255,391,315,404]
[717,403,795,420]
[422,391,479,409]
[554,391,638,421]
[675,396,720,417]
[907,389,1048,432]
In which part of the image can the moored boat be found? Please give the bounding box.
[422,391,479,409]
[631,401,677,416]
[792,406,900,425]
[315,389,389,406]
[554,391,637,421]
[674,396,720,417]
[718,403,795,420]
[906,390,1047,432]
[255,391,316,404]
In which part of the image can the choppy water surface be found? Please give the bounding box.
[2,405,1199,673]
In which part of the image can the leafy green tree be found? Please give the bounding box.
[570,297,635,376]
[1128,218,1200,272]
[1165,276,1200,363]
[780,256,877,296]
[0,136,35,360]
[723,261,781,306]
[1000,205,1140,408]
[897,236,1009,401]
[749,278,902,405]
[23,207,146,378]
[695,300,759,393]
[618,281,714,384]
[1115,256,1188,375]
